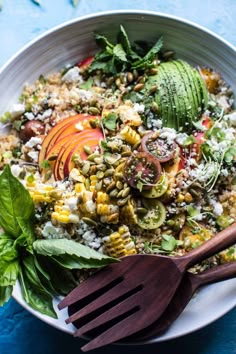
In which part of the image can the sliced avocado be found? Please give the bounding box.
[145,59,208,132]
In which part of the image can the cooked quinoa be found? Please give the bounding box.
[0,35,236,275]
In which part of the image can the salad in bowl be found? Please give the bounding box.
[0,23,235,327]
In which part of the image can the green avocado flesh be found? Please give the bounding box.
[146,60,208,132]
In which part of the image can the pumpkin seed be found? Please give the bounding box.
[95,180,103,191]
[104,153,121,165]
[96,171,104,179]
[136,207,148,215]
[96,163,107,171]
[151,101,159,113]
[149,67,158,75]
[133,69,139,80]
[81,161,91,175]
[82,217,98,227]
[115,78,121,87]
[106,181,116,193]
[122,187,130,198]
[94,156,104,164]
[116,180,123,190]
[149,85,158,94]
[43,170,52,182]
[109,188,119,198]
[117,196,130,206]
[121,151,132,157]
[87,152,100,161]
[104,168,114,177]
[134,83,144,92]
[84,145,93,155]
[88,107,100,115]
[127,72,134,83]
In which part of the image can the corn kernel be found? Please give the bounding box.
[176,193,185,203]
[184,192,193,203]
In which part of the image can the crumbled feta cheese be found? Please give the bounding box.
[42,221,69,239]
[64,197,78,211]
[75,122,84,131]
[209,199,223,216]
[62,66,84,84]
[10,104,25,119]
[133,103,145,113]
[37,109,53,121]
[11,164,23,178]
[159,128,177,144]
[175,133,188,146]
[225,111,236,127]
[27,151,39,162]
[24,112,35,120]
[25,136,42,148]
[78,89,93,100]
[117,104,142,126]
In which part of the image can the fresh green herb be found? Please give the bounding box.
[38,75,47,84]
[40,160,51,169]
[224,147,236,163]
[33,238,118,268]
[102,113,118,131]
[183,135,197,146]
[0,165,34,238]
[26,174,35,183]
[137,180,143,192]
[161,234,177,252]
[79,77,93,90]
[89,26,162,75]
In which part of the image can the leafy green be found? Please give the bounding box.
[0,165,34,238]
[89,25,162,75]
[224,147,236,163]
[102,113,119,131]
[33,238,118,265]
[0,234,18,261]
[161,234,177,252]
[79,77,93,90]
[0,286,13,306]
[0,260,19,287]
[19,268,57,318]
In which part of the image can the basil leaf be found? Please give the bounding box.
[51,254,117,269]
[0,285,13,306]
[0,260,19,286]
[33,238,118,265]
[19,268,57,318]
[37,255,77,296]
[0,165,34,237]
[0,234,18,261]
[33,256,58,295]
[22,255,51,295]
[14,217,35,253]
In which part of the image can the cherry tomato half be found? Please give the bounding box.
[141,132,177,163]
[124,152,161,190]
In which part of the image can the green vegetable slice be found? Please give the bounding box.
[141,174,168,198]
[137,200,166,229]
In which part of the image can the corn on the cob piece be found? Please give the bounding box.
[89,175,97,192]
[103,225,137,258]
[78,191,96,217]
[96,191,110,204]
[120,126,141,145]
[29,184,54,203]
[97,204,119,216]
[51,202,80,224]
[75,182,86,193]
[120,199,138,224]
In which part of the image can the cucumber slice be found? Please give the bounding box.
[137,200,166,229]
[141,174,168,198]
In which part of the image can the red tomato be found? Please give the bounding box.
[77,56,94,70]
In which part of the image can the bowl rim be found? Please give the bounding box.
[2,9,236,345]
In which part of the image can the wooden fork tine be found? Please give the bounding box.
[74,290,142,337]
[81,311,146,352]
[66,280,141,324]
[58,264,123,310]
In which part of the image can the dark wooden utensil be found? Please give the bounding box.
[58,223,236,351]
[126,260,236,342]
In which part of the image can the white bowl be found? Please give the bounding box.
[0,10,236,344]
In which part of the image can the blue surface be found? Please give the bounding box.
[0,1,236,353]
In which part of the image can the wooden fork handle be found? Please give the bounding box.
[189,261,236,289]
[178,222,236,270]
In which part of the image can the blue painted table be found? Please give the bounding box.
[0,1,235,353]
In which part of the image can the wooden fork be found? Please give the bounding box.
[58,223,236,351]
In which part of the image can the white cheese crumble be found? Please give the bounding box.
[159,128,177,144]
[133,103,145,113]
[24,112,35,120]
[27,151,39,162]
[11,164,24,178]
[10,103,25,119]
[25,136,42,148]
[42,221,69,239]
[64,197,78,212]
[209,199,223,216]
[62,66,84,84]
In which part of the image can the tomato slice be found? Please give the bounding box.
[141,173,168,198]
[137,199,166,230]
[141,132,177,162]
[124,152,161,190]
[77,56,94,70]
